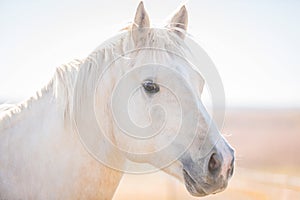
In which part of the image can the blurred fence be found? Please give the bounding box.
[113,109,300,200]
[113,167,300,200]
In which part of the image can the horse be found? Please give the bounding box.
[0,2,234,199]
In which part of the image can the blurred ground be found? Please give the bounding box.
[113,109,300,200]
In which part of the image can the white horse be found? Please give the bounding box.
[0,2,234,199]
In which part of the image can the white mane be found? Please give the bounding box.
[0,28,191,132]
[72,28,192,122]
[0,60,82,130]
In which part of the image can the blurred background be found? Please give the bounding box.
[0,0,299,199]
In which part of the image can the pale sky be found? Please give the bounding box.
[0,0,299,107]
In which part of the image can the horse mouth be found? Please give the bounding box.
[183,169,207,197]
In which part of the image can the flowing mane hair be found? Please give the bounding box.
[0,27,192,131]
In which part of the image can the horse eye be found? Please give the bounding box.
[142,80,160,93]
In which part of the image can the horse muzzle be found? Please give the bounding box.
[182,143,235,197]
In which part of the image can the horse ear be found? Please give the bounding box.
[133,2,150,29]
[169,5,188,39]
[132,1,150,44]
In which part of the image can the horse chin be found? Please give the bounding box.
[183,169,207,197]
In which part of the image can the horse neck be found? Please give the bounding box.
[48,61,125,198]
[0,61,124,199]
[53,60,126,198]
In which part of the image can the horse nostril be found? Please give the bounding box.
[228,158,235,178]
[208,153,221,174]
[227,164,234,178]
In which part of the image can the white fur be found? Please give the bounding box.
[0,4,233,199]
